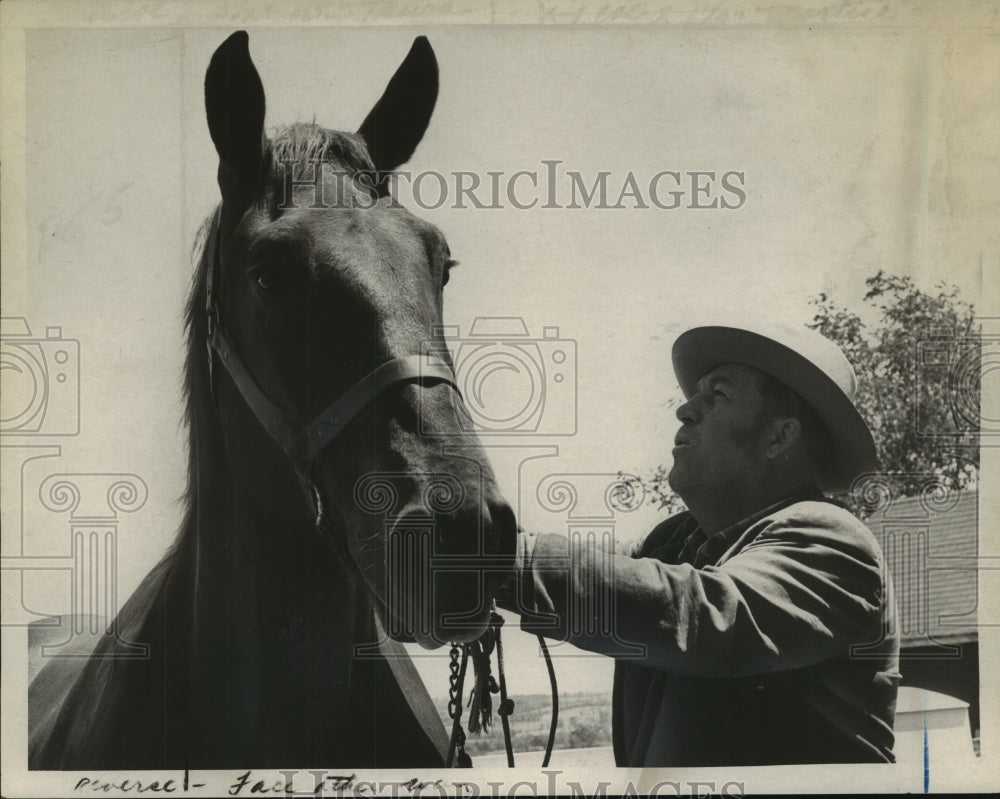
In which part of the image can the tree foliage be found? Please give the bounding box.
[810,271,979,501]
[628,271,980,516]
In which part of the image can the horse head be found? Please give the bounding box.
[200,32,516,648]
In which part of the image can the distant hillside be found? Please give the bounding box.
[433,691,613,755]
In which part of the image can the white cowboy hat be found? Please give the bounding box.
[671,321,877,493]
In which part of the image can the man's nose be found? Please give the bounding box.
[676,396,699,424]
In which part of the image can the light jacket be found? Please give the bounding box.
[506,494,900,765]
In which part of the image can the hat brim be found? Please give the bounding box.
[672,326,877,493]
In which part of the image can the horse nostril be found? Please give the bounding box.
[428,498,517,560]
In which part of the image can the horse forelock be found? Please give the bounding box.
[268,123,375,182]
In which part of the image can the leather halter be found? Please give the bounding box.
[203,208,460,480]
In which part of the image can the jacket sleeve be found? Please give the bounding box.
[508,505,886,678]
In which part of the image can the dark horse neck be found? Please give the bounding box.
[31,430,378,767]
[169,461,373,766]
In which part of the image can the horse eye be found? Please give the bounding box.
[255,267,285,293]
[442,258,458,288]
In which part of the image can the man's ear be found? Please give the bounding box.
[765,417,803,461]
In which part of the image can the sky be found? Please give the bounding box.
[3,17,997,705]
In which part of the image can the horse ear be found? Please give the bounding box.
[358,36,438,175]
[205,31,266,214]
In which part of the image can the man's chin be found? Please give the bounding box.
[665,467,683,495]
[666,469,696,509]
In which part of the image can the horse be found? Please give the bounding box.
[28,31,517,769]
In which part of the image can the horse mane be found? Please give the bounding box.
[178,214,221,552]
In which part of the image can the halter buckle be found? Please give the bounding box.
[206,307,218,340]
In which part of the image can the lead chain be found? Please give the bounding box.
[446,643,472,767]
[447,645,462,720]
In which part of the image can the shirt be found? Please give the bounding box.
[506,493,900,766]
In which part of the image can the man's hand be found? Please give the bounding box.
[493,528,533,613]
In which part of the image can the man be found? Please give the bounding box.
[503,322,900,766]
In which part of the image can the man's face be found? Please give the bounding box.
[667,363,774,503]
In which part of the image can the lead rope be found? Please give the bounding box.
[537,634,558,768]
[445,609,558,768]
[494,616,515,767]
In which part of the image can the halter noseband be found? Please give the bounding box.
[203,209,460,479]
